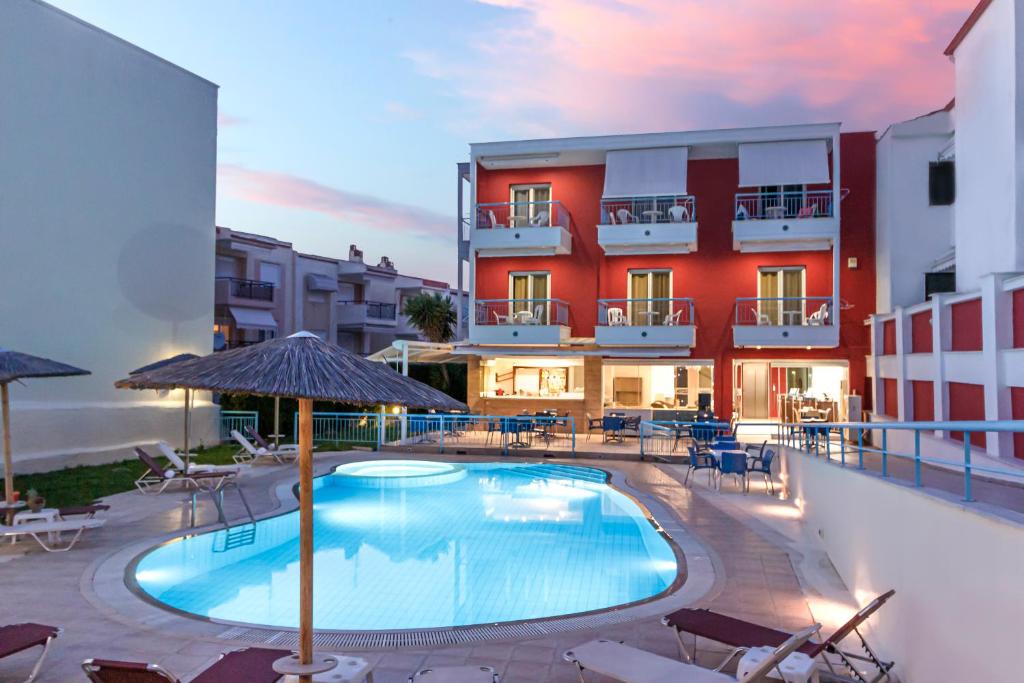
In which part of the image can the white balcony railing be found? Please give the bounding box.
[734,297,832,327]
[734,190,833,221]
[597,298,694,326]
[476,200,571,230]
[600,195,696,225]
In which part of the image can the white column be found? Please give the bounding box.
[893,306,908,420]
[981,273,1014,457]
[831,133,842,329]
[868,316,882,417]
[931,294,950,437]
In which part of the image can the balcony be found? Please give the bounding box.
[595,298,695,346]
[597,195,698,255]
[733,297,838,347]
[731,190,838,252]
[471,299,570,345]
[214,277,275,307]
[472,201,573,257]
[337,300,398,328]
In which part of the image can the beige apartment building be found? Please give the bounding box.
[214,227,464,355]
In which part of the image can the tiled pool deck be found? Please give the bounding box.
[0,450,866,683]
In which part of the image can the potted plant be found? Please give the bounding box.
[25,488,45,513]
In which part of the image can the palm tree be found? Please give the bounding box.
[403,293,457,386]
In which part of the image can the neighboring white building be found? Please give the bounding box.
[867,0,1024,461]
[874,107,955,314]
[0,0,219,471]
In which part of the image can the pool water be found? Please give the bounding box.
[134,461,679,630]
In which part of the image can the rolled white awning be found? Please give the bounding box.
[603,147,689,198]
[738,140,830,187]
[229,306,278,331]
[305,273,337,292]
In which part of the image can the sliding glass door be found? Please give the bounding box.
[758,267,804,325]
[510,272,550,323]
[628,270,671,324]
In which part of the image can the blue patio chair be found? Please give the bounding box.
[484,418,502,445]
[750,448,777,494]
[603,416,625,443]
[684,445,718,486]
[717,451,748,493]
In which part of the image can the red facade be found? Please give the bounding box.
[910,310,933,353]
[911,380,934,421]
[474,133,877,417]
[948,382,986,448]
[950,298,983,352]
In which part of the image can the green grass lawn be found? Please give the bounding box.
[1,442,355,509]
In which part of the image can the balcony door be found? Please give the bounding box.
[509,272,549,324]
[758,267,805,325]
[628,270,671,325]
[510,184,551,227]
[759,184,804,217]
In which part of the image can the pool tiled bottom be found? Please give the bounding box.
[134,462,679,630]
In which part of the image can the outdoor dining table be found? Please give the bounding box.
[642,209,662,223]
[505,417,534,448]
[603,415,625,443]
[636,310,660,324]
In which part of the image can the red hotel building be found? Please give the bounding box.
[456,124,876,426]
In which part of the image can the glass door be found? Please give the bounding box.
[509,272,549,323]
[510,184,551,227]
[628,270,671,325]
[758,267,805,324]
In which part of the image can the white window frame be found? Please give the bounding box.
[626,269,673,325]
[509,183,552,227]
[508,271,551,324]
[757,266,807,325]
[259,261,282,287]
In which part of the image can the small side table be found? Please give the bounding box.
[736,646,818,682]
[14,507,61,543]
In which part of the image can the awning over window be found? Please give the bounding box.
[305,273,337,292]
[229,306,278,331]
[738,140,830,187]
[603,147,689,198]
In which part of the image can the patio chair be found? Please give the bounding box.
[486,209,504,229]
[529,210,549,227]
[749,449,777,494]
[622,415,642,439]
[796,204,816,218]
[663,309,684,326]
[231,430,296,465]
[684,445,717,486]
[410,665,499,682]
[1,623,61,683]
[82,646,288,683]
[805,303,829,326]
[563,624,820,683]
[606,209,618,224]
[717,451,748,492]
[662,591,896,682]
[156,442,237,475]
[668,204,690,222]
[492,310,510,325]
[245,426,300,455]
[134,448,237,494]
[616,208,636,224]
[56,503,109,519]
[0,517,105,552]
[585,413,603,441]
[607,307,626,326]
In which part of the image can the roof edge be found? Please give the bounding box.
[945,0,995,56]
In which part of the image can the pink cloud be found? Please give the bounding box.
[414,0,976,134]
[217,113,247,127]
[218,164,451,238]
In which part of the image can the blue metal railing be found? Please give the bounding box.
[600,195,696,224]
[779,419,1024,503]
[291,412,577,456]
[220,410,259,441]
[597,298,694,327]
[474,298,570,326]
[735,297,833,326]
[734,190,833,220]
[476,200,572,230]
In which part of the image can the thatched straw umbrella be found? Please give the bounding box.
[0,349,90,508]
[116,332,465,681]
[130,353,200,470]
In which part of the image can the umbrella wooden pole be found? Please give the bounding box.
[183,388,191,471]
[2,383,12,507]
[274,396,281,449]
[298,397,314,682]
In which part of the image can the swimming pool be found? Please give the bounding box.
[133,461,679,631]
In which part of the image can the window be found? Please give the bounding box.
[509,272,550,323]
[758,267,806,325]
[760,184,805,216]
[216,256,239,279]
[510,184,551,227]
[929,161,955,205]
[259,262,282,287]
[628,270,671,324]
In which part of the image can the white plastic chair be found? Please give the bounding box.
[668,205,690,222]
[616,208,636,224]
[525,304,545,325]
[805,303,829,326]
[606,209,617,224]
[493,310,510,325]
[486,209,504,229]
[529,210,549,227]
[607,307,626,326]
[662,309,684,326]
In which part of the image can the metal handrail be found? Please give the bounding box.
[475,200,571,230]
[474,298,570,326]
[735,296,833,326]
[600,195,696,224]
[216,276,274,301]
[597,298,695,326]
[734,189,833,220]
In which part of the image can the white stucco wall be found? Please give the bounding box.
[875,112,954,313]
[0,0,218,470]
[952,0,1024,290]
[782,448,1024,683]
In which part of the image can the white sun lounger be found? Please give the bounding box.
[0,518,105,552]
[563,624,819,683]
[409,665,500,682]
[156,441,238,474]
[231,430,296,465]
